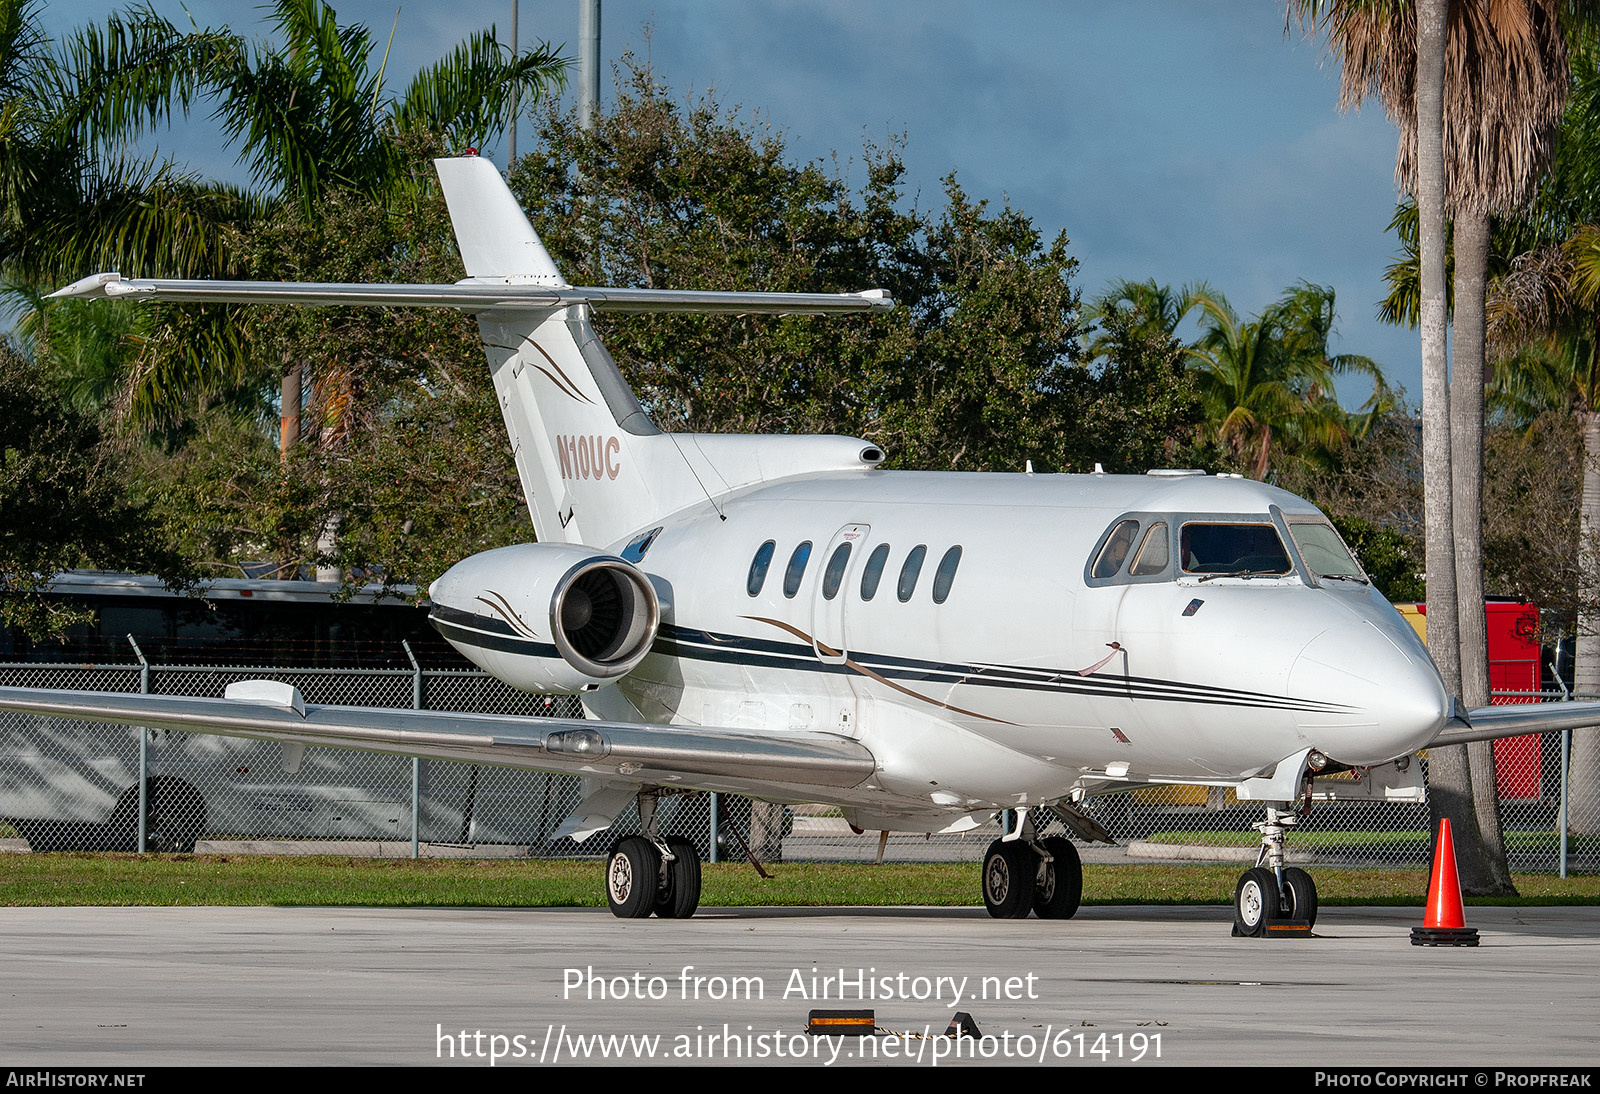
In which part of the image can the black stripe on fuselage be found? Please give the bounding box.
[656,623,1356,715]
[430,610,560,660]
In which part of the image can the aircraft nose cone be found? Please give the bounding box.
[1288,622,1449,765]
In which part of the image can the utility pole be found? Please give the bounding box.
[580,0,600,131]
[507,1,519,163]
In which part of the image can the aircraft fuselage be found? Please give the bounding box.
[435,466,1449,829]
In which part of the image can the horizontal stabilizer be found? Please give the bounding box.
[0,686,877,790]
[1429,700,1600,747]
[49,272,894,315]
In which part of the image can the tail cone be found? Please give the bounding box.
[1411,818,1480,947]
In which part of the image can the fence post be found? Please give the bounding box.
[404,640,421,860]
[127,635,149,854]
[1551,647,1571,879]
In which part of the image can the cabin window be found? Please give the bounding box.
[1091,519,1140,578]
[1129,523,1169,577]
[746,540,776,596]
[1180,523,1291,577]
[897,545,927,602]
[783,541,813,598]
[821,542,852,600]
[931,546,962,603]
[860,544,891,600]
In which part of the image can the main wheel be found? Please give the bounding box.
[1283,866,1318,928]
[1233,866,1279,937]
[605,836,661,919]
[1033,836,1082,919]
[109,777,207,853]
[982,838,1036,919]
[654,835,702,919]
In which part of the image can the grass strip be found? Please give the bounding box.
[1,853,1597,908]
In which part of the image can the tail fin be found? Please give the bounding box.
[435,156,887,550]
[435,158,567,285]
[437,156,667,547]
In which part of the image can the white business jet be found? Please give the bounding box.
[5,155,1592,935]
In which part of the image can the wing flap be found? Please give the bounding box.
[0,687,876,790]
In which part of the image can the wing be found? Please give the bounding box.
[48,272,894,315]
[0,684,876,798]
[1429,699,1600,747]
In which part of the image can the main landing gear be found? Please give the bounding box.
[1232,801,1318,937]
[981,808,1083,920]
[604,791,703,919]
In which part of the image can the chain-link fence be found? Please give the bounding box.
[0,660,1592,871]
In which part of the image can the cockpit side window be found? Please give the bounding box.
[1286,518,1368,584]
[1091,519,1140,579]
[1180,523,1291,576]
[1129,522,1170,576]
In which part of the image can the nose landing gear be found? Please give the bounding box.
[1232,802,1317,937]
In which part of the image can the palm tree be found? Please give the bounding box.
[1085,278,1210,359]
[0,0,259,292]
[1185,284,1384,479]
[72,0,567,446]
[1290,0,1579,894]
[1476,46,1600,831]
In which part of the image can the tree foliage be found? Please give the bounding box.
[0,344,188,633]
[512,58,1201,475]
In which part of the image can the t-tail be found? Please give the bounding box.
[436,155,891,548]
[51,154,895,551]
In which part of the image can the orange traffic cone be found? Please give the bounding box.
[1411,818,1480,946]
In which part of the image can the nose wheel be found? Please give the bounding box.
[1232,803,1317,937]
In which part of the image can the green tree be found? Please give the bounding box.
[511,58,1200,476]
[0,344,188,635]
[74,0,566,443]
[1184,283,1384,479]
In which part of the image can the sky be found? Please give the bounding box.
[44,1,1420,404]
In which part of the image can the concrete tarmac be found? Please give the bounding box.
[2,904,1597,1067]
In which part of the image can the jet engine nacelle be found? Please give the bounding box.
[427,543,660,693]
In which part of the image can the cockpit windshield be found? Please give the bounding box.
[1180,523,1291,578]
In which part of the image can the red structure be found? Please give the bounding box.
[1399,601,1543,800]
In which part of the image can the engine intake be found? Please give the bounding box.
[428,543,660,693]
[551,558,658,678]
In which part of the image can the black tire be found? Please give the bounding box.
[1283,866,1318,928]
[109,777,207,853]
[1233,866,1278,937]
[654,835,702,919]
[605,836,661,919]
[982,838,1036,919]
[1033,836,1082,919]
